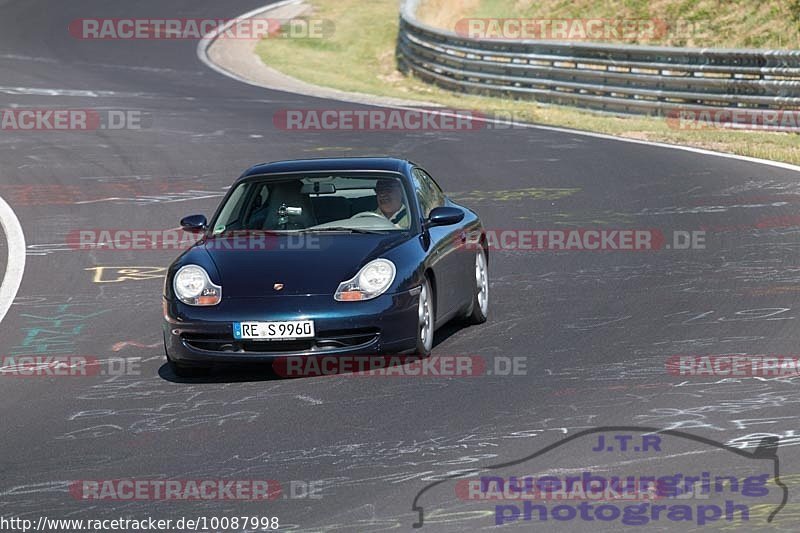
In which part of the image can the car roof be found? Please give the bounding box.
[239,157,413,180]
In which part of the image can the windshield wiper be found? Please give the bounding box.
[305,227,389,234]
[211,229,284,237]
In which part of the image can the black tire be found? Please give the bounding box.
[466,248,489,324]
[415,276,435,356]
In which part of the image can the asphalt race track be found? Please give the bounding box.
[2,1,800,531]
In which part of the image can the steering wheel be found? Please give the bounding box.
[351,211,388,220]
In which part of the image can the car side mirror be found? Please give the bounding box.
[180,214,207,233]
[427,206,464,227]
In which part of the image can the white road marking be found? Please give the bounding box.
[0,53,178,73]
[0,195,25,324]
[0,480,71,497]
[0,85,119,97]
[74,190,226,205]
[196,0,304,85]
[295,394,324,405]
[0,86,159,99]
[539,449,712,476]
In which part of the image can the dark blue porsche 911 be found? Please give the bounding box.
[162,157,488,376]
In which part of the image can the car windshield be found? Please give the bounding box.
[211,173,411,234]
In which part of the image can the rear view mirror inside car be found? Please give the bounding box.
[301,182,336,195]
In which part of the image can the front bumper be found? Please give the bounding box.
[163,289,419,366]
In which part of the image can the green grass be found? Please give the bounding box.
[420,0,800,48]
[256,0,800,165]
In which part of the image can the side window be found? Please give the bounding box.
[413,168,444,218]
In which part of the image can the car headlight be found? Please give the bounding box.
[335,259,396,301]
[173,265,222,306]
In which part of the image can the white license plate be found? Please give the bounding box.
[233,320,315,341]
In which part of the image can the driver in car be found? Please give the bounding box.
[375,179,409,228]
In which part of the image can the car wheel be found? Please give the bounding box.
[466,248,489,324]
[415,277,435,356]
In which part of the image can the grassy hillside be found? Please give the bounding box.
[417,0,800,48]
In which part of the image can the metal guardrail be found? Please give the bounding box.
[396,0,800,119]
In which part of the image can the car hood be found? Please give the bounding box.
[203,232,409,297]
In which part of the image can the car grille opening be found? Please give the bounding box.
[182,329,379,354]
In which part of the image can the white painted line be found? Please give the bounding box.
[295,394,323,405]
[436,111,800,174]
[197,0,304,86]
[199,2,800,175]
[0,86,120,97]
[0,195,25,324]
